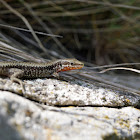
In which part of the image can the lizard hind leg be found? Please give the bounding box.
[8,68,25,94]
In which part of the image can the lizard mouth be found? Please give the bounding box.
[60,64,84,72]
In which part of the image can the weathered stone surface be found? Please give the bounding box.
[0,91,140,140]
[0,77,139,107]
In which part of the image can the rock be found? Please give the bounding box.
[0,78,139,107]
[0,91,140,140]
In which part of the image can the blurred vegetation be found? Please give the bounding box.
[0,0,140,65]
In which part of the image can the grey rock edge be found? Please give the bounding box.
[0,77,140,107]
[0,91,140,140]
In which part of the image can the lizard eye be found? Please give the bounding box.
[71,62,74,65]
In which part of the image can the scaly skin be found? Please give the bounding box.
[0,59,84,94]
[0,58,84,78]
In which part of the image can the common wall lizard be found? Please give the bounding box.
[0,58,84,93]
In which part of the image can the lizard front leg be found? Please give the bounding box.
[8,68,25,94]
[52,72,59,79]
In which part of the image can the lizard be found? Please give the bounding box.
[0,58,84,94]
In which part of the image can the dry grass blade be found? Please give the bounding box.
[21,1,73,58]
[0,0,47,53]
[0,24,63,38]
[75,0,140,10]
[99,67,140,74]
[0,41,45,62]
[85,63,140,70]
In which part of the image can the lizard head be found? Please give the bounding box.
[54,58,84,72]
